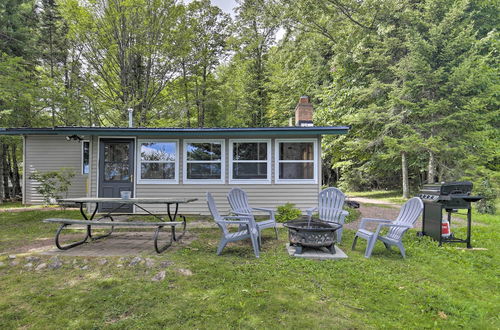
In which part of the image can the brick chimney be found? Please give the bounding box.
[295,96,313,126]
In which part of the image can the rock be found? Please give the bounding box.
[116,264,123,268]
[144,258,154,268]
[0,261,5,267]
[119,257,127,263]
[35,263,47,271]
[159,260,173,268]
[98,259,108,265]
[10,261,19,266]
[26,256,41,262]
[8,255,16,259]
[24,263,33,269]
[81,265,89,270]
[129,257,143,267]
[176,268,193,276]
[48,259,63,269]
[152,270,166,282]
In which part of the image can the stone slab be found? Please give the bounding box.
[286,244,348,260]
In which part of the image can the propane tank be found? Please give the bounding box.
[441,219,451,238]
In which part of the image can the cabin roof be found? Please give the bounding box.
[0,126,350,137]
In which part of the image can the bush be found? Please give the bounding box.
[475,179,497,214]
[29,168,75,205]
[275,203,303,223]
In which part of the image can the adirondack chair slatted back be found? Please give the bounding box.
[227,188,252,214]
[387,197,423,240]
[206,193,228,235]
[318,188,346,222]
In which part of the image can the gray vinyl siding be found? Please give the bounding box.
[26,134,322,213]
[24,135,90,204]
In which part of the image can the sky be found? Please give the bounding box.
[210,0,238,15]
[184,0,238,16]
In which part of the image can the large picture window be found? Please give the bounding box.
[184,140,225,184]
[275,139,318,184]
[137,140,178,184]
[229,139,271,184]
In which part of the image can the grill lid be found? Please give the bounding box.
[420,181,473,197]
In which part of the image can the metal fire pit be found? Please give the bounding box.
[283,220,342,255]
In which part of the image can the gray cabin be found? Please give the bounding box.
[0,99,349,214]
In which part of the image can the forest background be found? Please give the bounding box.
[0,0,498,201]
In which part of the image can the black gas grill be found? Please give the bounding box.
[418,181,482,248]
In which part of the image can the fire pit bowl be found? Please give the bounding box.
[283,220,342,255]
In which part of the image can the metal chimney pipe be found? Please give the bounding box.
[128,108,134,127]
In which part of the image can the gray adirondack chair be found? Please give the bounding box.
[306,187,349,243]
[352,197,423,258]
[207,192,260,258]
[227,188,279,242]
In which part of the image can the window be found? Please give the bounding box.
[82,141,90,175]
[183,140,225,183]
[229,139,271,184]
[137,140,178,184]
[275,139,318,184]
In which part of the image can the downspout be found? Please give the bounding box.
[22,135,26,205]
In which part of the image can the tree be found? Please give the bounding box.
[61,0,184,126]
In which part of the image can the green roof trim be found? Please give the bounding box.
[0,126,350,137]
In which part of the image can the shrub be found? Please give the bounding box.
[29,168,75,205]
[475,179,497,214]
[275,203,302,223]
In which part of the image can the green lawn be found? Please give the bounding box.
[347,190,411,204]
[0,209,499,329]
[0,201,23,209]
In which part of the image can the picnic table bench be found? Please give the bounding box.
[43,218,185,253]
[44,197,197,253]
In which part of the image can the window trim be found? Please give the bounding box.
[229,139,271,184]
[81,140,90,175]
[136,139,179,184]
[275,138,318,184]
[183,139,225,184]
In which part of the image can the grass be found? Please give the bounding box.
[0,201,23,209]
[346,190,409,204]
[0,209,499,329]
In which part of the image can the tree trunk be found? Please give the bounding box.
[11,143,21,197]
[427,151,436,183]
[2,144,10,199]
[0,144,4,203]
[402,151,409,199]
[199,66,207,128]
[182,61,191,128]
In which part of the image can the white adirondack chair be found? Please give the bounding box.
[352,197,423,258]
[227,188,279,242]
[306,187,349,243]
[206,193,260,258]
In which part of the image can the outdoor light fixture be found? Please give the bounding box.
[66,135,83,141]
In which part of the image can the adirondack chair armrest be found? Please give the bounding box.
[230,211,253,216]
[359,218,392,229]
[221,216,251,223]
[374,223,412,236]
[305,207,318,218]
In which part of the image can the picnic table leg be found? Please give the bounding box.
[153,225,173,253]
[80,202,114,241]
[55,223,89,250]
[167,203,184,241]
